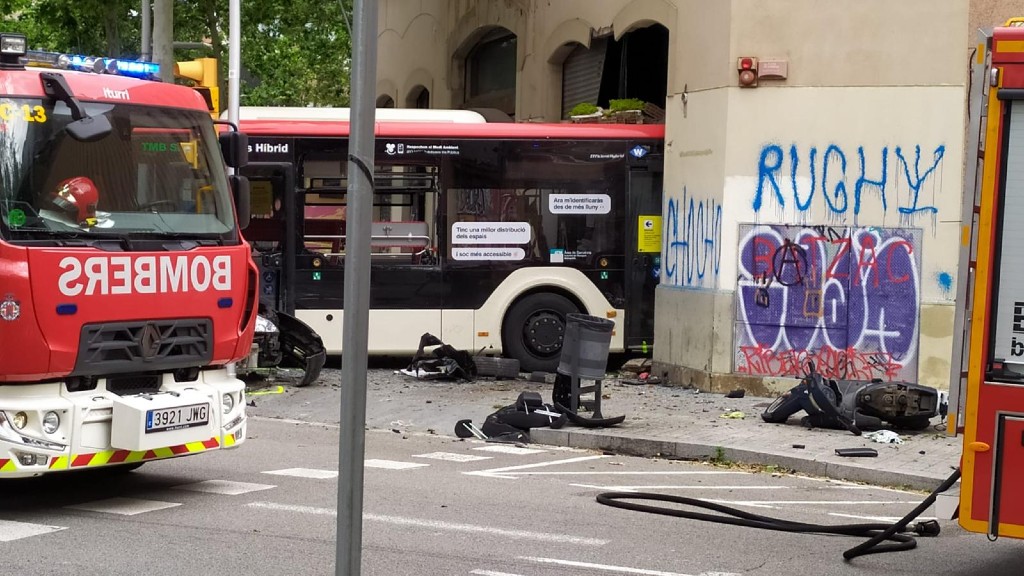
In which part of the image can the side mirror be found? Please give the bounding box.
[66,114,112,142]
[219,131,249,168]
[231,174,251,230]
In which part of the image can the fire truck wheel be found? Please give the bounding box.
[502,292,579,373]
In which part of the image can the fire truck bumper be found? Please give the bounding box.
[0,367,246,479]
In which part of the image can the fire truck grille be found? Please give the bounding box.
[73,319,213,376]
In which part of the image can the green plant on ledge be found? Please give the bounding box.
[569,102,600,117]
[606,98,645,113]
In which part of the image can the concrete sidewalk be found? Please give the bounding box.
[247,367,963,492]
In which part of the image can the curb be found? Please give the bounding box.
[529,428,951,492]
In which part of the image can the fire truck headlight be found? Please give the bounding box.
[222,393,235,415]
[12,412,27,430]
[42,411,60,435]
[254,314,278,334]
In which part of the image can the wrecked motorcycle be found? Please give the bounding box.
[761,363,939,435]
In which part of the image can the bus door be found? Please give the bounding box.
[239,161,298,315]
[960,18,1024,540]
[293,157,443,353]
[624,152,663,351]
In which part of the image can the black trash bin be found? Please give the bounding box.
[557,313,614,379]
[555,313,614,416]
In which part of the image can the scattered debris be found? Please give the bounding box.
[399,333,476,381]
[835,448,878,458]
[792,444,805,449]
[720,411,746,419]
[725,388,746,399]
[865,430,904,444]
[762,362,938,434]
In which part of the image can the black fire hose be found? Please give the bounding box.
[595,467,961,561]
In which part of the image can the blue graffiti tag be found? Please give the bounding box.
[664,187,723,287]
[895,145,945,216]
[752,144,944,218]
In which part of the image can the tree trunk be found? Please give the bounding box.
[104,5,121,56]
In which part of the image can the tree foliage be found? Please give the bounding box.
[0,0,352,108]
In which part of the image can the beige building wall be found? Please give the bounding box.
[376,0,1019,392]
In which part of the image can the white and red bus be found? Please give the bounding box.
[237,109,664,373]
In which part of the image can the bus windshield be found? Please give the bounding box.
[0,97,236,245]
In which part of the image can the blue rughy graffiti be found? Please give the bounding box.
[664,187,722,287]
[753,143,944,218]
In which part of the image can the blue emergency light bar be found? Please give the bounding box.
[23,50,160,80]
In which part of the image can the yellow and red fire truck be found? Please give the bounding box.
[949,17,1024,539]
[0,33,256,477]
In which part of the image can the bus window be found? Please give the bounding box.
[302,164,439,267]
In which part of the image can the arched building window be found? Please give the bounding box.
[560,24,668,119]
[377,95,396,108]
[407,86,430,109]
[464,28,516,115]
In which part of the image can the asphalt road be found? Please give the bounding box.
[2,412,1023,576]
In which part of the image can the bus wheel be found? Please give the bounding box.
[503,293,579,373]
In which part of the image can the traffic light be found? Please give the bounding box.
[174,57,219,114]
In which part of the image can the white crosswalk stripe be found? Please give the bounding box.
[263,467,339,479]
[365,459,429,470]
[473,445,546,455]
[0,519,67,542]
[173,480,277,495]
[413,451,492,462]
[65,497,180,516]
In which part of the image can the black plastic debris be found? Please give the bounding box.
[400,333,477,381]
[836,448,878,457]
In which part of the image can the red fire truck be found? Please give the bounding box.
[0,33,256,477]
[948,17,1024,539]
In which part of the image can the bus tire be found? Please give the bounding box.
[502,293,579,373]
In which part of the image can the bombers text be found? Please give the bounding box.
[58,255,232,296]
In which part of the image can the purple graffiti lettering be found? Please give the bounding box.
[735,225,921,381]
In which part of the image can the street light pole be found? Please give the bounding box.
[140,0,151,61]
[227,0,241,126]
[151,0,173,83]
[336,0,377,574]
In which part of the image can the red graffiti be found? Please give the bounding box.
[736,345,903,380]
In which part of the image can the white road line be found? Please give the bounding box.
[570,484,788,491]
[520,556,741,576]
[709,500,919,506]
[248,502,336,516]
[466,455,609,479]
[364,459,430,470]
[263,467,339,479]
[66,497,180,516]
[414,452,493,463]
[473,445,546,455]
[498,470,752,476]
[470,570,524,576]
[172,480,277,495]
[0,520,67,542]
[695,499,919,510]
[246,502,608,546]
[829,512,937,523]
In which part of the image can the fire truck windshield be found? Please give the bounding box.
[0,97,237,246]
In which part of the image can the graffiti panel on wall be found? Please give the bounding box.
[734,224,922,381]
